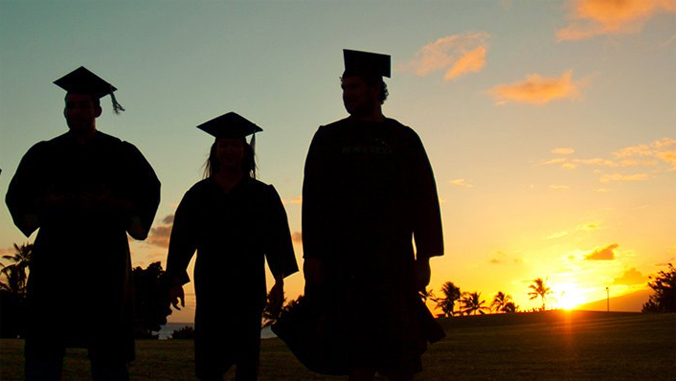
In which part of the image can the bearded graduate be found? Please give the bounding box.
[301,50,444,381]
[165,112,298,381]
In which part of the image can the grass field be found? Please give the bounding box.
[1,311,674,380]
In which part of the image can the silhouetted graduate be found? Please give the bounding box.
[166,112,298,381]
[301,50,444,380]
[5,66,161,380]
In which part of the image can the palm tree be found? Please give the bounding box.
[460,291,490,315]
[491,291,515,313]
[431,281,462,317]
[0,243,32,295]
[528,277,553,311]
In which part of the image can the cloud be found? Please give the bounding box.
[283,196,302,205]
[552,147,575,155]
[613,267,647,285]
[557,0,676,41]
[546,221,602,240]
[615,138,676,171]
[291,231,303,245]
[584,243,618,260]
[449,178,474,188]
[445,46,488,80]
[162,214,175,225]
[549,184,571,190]
[147,214,174,248]
[401,32,490,81]
[599,173,649,183]
[489,251,523,265]
[542,138,675,182]
[488,70,584,105]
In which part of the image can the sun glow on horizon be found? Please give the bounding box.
[556,283,588,310]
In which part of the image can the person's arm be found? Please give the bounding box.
[165,189,199,310]
[6,143,48,237]
[301,127,331,287]
[408,129,443,291]
[121,143,161,240]
[264,185,299,313]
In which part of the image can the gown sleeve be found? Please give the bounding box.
[121,142,161,240]
[165,187,200,286]
[301,126,333,260]
[408,130,444,259]
[5,142,49,237]
[264,185,299,278]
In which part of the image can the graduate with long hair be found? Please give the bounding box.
[166,112,298,381]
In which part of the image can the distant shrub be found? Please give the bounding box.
[171,325,195,340]
[642,263,675,313]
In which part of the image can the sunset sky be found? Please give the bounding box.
[1,0,674,322]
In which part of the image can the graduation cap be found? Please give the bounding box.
[343,49,391,78]
[54,66,125,114]
[197,112,263,150]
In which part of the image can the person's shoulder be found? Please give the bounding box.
[181,178,213,200]
[23,132,67,157]
[317,117,351,134]
[385,117,415,133]
[385,118,422,140]
[248,179,283,200]
[248,178,274,193]
[188,178,213,193]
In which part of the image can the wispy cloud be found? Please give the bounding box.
[147,214,174,248]
[291,231,303,245]
[489,250,523,265]
[552,147,575,155]
[488,70,584,105]
[283,196,302,205]
[557,0,676,41]
[613,267,646,285]
[541,138,676,182]
[449,178,474,188]
[584,243,619,260]
[400,32,490,81]
[599,173,649,183]
[615,138,676,170]
[546,221,602,240]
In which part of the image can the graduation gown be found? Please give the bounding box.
[166,177,298,376]
[5,131,160,362]
[302,117,443,373]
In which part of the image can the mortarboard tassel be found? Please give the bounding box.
[110,85,125,114]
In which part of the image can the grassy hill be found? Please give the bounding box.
[575,288,652,312]
[1,311,674,380]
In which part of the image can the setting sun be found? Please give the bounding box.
[556,283,588,310]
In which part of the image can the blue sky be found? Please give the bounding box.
[1,0,675,321]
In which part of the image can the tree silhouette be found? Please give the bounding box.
[460,291,490,315]
[170,325,195,340]
[431,281,461,317]
[0,243,32,295]
[642,263,675,313]
[0,243,32,338]
[491,291,516,313]
[528,278,552,311]
[132,261,172,339]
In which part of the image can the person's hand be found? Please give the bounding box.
[304,258,324,286]
[168,285,185,310]
[268,280,284,315]
[415,257,431,292]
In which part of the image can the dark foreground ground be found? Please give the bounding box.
[1,311,674,380]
